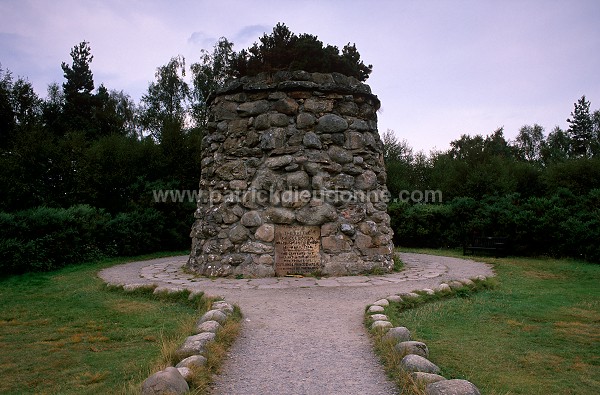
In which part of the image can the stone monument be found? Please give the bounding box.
[187,71,394,277]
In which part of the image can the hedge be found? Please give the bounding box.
[389,189,600,262]
[0,205,192,275]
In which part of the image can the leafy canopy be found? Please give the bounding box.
[230,23,373,81]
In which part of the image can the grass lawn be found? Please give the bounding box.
[386,248,600,394]
[0,252,209,394]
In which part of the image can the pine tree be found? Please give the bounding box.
[567,95,593,157]
[60,41,96,135]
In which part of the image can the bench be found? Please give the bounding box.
[463,236,508,257]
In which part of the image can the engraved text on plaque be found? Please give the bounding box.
[274,225,321,275]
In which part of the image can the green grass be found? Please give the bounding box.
[0,252,216,394]
[382,248,600,394]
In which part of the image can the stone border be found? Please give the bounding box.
[366,276,488,395]
[141,297,237,395]
[111,283,237,395]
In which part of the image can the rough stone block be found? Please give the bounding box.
[255,224,275,242]
[322,235,351,253]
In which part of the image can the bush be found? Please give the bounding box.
[388,201,453,248]
[0,205,110,274]
[106,208,166,256]
[0,204,193,275]
[389,191,600,263]
[231,23,372,81]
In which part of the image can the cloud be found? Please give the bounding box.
[188,31,217,49]
[233,24,271,46]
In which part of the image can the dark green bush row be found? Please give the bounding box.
[0,204,192,274]
[389,188,600,262]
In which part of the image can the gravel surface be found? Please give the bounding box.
[99,253,495,395]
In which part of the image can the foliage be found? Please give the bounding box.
[230,23,372,81]
[0,41,210,275]
[567,95,595,157]
[0,205,187,274]
[2,32,600,275]
[384,98,600,263]
[139,55,190,141]
[190,37,235,128]
[514,124,544,162]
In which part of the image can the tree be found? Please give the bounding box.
[42,82,65,136]
[231,23,372,81]
[139,55,190,141]
[449,134,485,162]
[190,37,235,129]
[92,85,137,137]
[60,41,96,135]
[567,95,594,157]
[541,126,570,164]
[514,124,545,162]
[382,129,402,162]
[339,43,372,82]
[61,41,94,98]
[0,67,16,147]
[484,128,514,158]
[0,67,42,148]
[592,109,600,157]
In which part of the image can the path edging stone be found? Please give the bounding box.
[129,294,237,395]
[366,275,489,394]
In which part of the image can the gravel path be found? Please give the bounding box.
[99,253,494,395]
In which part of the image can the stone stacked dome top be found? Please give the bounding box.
[211,71,379,108]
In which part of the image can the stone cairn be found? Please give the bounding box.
[187,71,394,277]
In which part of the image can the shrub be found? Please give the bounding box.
[230,23,372,81]
[0,204,193,275]
[0,205,111,274]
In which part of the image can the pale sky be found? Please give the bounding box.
[1,0,599,153]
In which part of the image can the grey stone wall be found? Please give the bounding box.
[187,71,394,277]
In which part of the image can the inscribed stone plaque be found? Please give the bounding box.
[274,225,321,275]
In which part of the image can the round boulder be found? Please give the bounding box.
[382,327,411,343]
[395,341,429,358]
[372,299,390,307]
[400,354,440,374]
[371,320,392,331]
[426,379,481,395]
[212,301,234,314]
[176,355,207,369]
[198,309,228,324]
[316,114,348,133]
[176,332,216,359]
[367,305,385,313]
[369,313,388,322]
[195,320,222,334]
[411,372,446,385]
[386,295,403,303]
[141,367,189,395]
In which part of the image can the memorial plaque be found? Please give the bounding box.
[274,225,321,275]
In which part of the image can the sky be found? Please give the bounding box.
[1,0,599,153]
